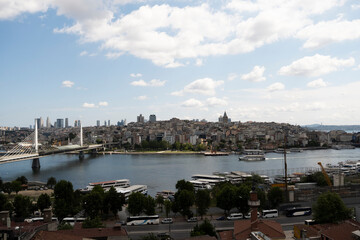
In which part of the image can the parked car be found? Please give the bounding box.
[161,218,173,224]
[227,213,243,220]
[187,217,198,222]
[216,216,226,221]
[157,232,171,240]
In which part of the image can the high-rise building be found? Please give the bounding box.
[108,120,110,126]
[56,119,64,128]
[137,114,144,123]
[35,118,43,129]
[46,117,51,128]
[149,114,156,123]
[65,118,69,128]
[97,120,100,127]
[104,120,107,127]
[74,120,81,127]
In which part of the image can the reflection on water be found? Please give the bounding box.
[1,148,360,196]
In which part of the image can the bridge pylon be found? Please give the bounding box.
[32,119,40,169]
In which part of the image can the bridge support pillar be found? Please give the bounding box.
[32,158,40,169]
[79,151,84,160]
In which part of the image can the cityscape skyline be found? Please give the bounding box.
[1,1,360,127]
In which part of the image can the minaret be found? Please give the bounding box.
[248,187,260,231]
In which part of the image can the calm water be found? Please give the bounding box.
[1,149,360,196]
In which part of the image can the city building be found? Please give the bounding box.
[104,120,107,127]
[149,114,156,123]
[137,114,144,123]
[56,119,64,128]
[46,117,51,128]
[97,120,100,127]
[65,118,69,128]
[219,111,230,124]
[108,120,110,126]
[35,117,43,129]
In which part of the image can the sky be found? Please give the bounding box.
[1,0,360,127]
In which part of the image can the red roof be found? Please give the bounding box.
[234,219,285,240]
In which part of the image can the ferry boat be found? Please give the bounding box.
[115,185,147,199]
[155,190,175,200]
[191,174,226,188]
[81,179,130,192]
[239,149,265,161]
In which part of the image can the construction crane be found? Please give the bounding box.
[317,162,332,187]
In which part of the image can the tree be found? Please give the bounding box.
[144,196,156,215]
[53,180,75,220]
[190,219,216,237]
[175,190,195,218]
[156,195,164,212]
[13,195,32,220]
[37,193,51,212]
[235,184,251,215]
[176,180,194,192]
[47,177,57,189]
[302,172,328,186]
[195,190,211,219]
[128,192,146,216]
[2,182,12,195]
[216,184,236,215]
[16,176,28,185]
[104,187,125,217]
[83,192,104,219]
[164,200,172,218]
[82,216,104,228]
[313,191,352,223]
[267,187,284,209]
[0,193,8,211]
[11,181,22,194]
[141,233,159,240]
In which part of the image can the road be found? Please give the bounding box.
[124,215,310,239]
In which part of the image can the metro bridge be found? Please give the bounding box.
[0,122,104,168]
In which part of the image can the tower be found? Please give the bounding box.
[248,188,260,231]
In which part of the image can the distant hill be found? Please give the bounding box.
[303,124,360,133]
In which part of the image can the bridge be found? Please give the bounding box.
[0,121,104,168]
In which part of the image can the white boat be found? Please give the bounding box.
[81,179,130,192]
[191,174,226,187]
[239,149,265,161]
[189,180,212,190]
[115,185,147,198]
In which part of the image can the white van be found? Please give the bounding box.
[227,213,243,220]
[262,209,278,218]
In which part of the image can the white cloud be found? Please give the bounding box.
[307,78,328,88]
[351,4,360,10]
[228,73,237,81]
[82,102,96,108]
[170,91,184,97]
[195,59,203,66]
[80,51,88,56]
[62,80,74,88]
[296,18,360,49]
[181,98,204,108]
[267,82,285,92]
[98,101,108,106]
[278,54,355,77]
[0,0,51,20]
[136,95,148,100]
[182,78,224,96]
[206,97,228,107]
[130,73,142,78]
[241,66,266,82]
[105,52,123,59]
[130,79,166,87]
[304,102,327,111]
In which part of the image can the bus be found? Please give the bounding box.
[285,207,312,217]
[126,215,160,226]
[262,209,278,218]
[62,217,86,226]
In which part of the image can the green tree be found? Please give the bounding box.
[11,180,22,194]
[164,200,172,218]
[16,176,28,185]
[13,195,32,219]
[0,193,8,211]
[47,177,57,189]
[2,182,12,195]
[175,190,195,218]
[82,216,104,228]
[313,191,352,223]
[53,180,75,220]
[156,195,164,212]
[83,192,104,219]
[104,187,125,217]
[37,193,51,212]
[195,190,211,219]
[141,233,159,240]
[235,184,251,214]
[267,187,284,209]
[144,196,156,215]
[128,192,146,216]
[190,219,216,237]
[216,184,237,215]
[302,172,329,186]
[176,179,194,192]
